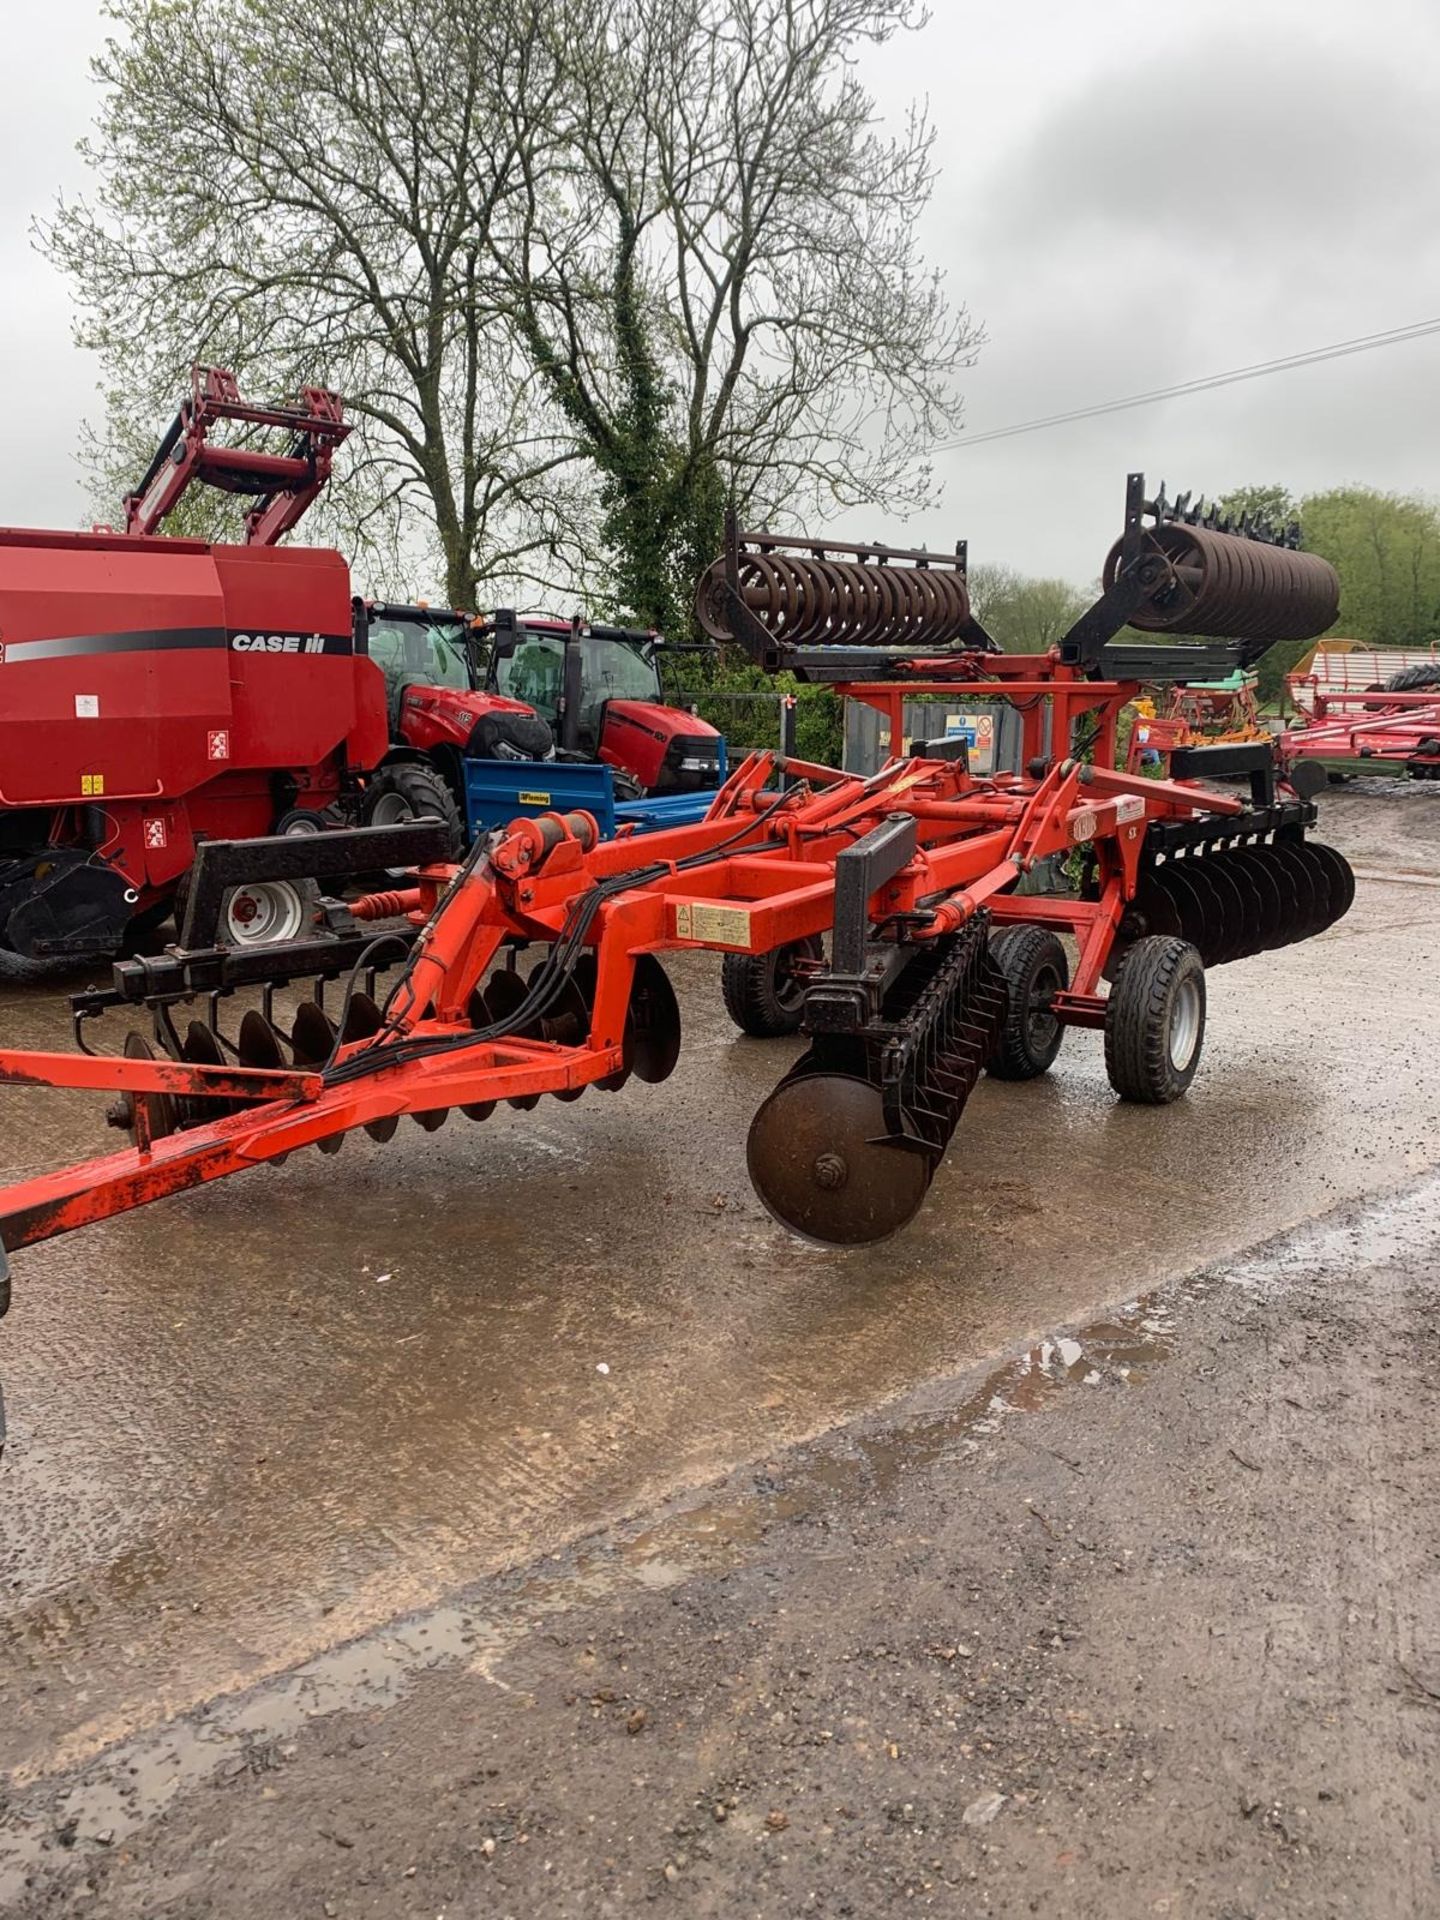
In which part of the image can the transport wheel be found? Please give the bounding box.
[1104,935,1206,1105]
[1384,664,1440,693]
[219,879,316,947]
[361,763,464,857]
[986,925,1069,1080]
[721,936,823,1037]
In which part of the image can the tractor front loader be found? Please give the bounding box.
[0,477,1351,1432]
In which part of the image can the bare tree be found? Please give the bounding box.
[491,0,979,631]
[42,0,589,605]
[45,0,973,625]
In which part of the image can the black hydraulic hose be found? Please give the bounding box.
[322,788,803,1088]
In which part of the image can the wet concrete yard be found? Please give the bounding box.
[1,788,1438,1799]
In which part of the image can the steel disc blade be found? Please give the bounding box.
[1301,841,1354,929]
[123,1030,179,1141]
[572,951,631,1092]
[1310,841,1355,924]
[1132,878,1184,942]
[1210,851,1265,963]
[746,1071,932,1248]
[1251,840,1302,944]
[1224,847,1286,953]
[527,961,589,1047]
[237,1009,288,1073]
[342,992,385,1042]
[180,1019,235,1120]
[527,961,588,1099]
[316,1130,346,1155]
[462,1101,497,1122]
[1153,863,1215,963]
[628,954,682,1085]
[483,968,531,1026]
[1268,841,1321,941]
[290,999,338,1067]
[364,1114,400,1143]
[1190,856,1243,965]
[483,970,544,1103]
[413,1107,450,1131]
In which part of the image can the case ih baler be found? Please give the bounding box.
[0,368,383,974]
[0,479,1349,1345]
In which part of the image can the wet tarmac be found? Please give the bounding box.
[1,787,1438,1790]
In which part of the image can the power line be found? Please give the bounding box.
[940,316,1440,452]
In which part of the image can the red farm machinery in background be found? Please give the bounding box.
[0,367,384,976]
[0,476,1353,1373]
[1278,643,1440,784]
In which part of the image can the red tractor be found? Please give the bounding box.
[357,603,724,841]
[0,368,386,977]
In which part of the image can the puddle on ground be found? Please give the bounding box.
[4,1166,1439,1902]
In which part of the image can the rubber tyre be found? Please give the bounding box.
[987,924,1069,1080]
[361,763,464,857]
[721,937,822,1038]
[1384,664,1440,693]
[1104,935,1206,1105]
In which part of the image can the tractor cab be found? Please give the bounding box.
[361,603,474,733]
[358,601,554,765]
[481,613,723,795]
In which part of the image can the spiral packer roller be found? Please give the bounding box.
[698,476,1340,683]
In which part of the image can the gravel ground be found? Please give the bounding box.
[8,1170,1439,1919]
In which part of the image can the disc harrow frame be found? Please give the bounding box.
[0,480,1357,1381]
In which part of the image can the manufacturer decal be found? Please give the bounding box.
[230,632,344,654]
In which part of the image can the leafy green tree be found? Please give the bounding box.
[1216,484,1298,532]
[1216,483,1440,700]
[967,564,1090,651]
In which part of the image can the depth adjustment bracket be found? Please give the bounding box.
[802,814,919,1033]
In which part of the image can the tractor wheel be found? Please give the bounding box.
[361,763,464,857]
[1104,936,1206,1105]
[1385,663,1440,693]
[721,936,822,1037]
[987,925,1069,1080]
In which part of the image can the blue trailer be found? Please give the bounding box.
[460,745,728,841]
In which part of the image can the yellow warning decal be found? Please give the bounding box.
[518,790,550,806]
[80,773,105,796]
[674,901,753,947]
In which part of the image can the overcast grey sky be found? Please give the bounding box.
[2,0,1437,589]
